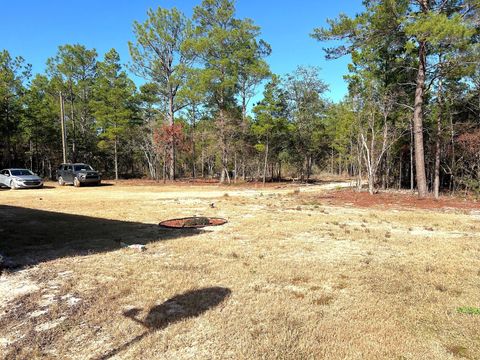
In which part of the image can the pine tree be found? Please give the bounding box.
[92,49,137,180]
[129,7,195,180]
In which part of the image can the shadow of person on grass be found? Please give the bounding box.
[97,287,232,360]
[0,205,206,270]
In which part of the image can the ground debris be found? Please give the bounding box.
[120,243,147,252]
[159,216,227,228]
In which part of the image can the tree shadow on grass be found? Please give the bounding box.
[0,205,205,269]
[97,287,231,360]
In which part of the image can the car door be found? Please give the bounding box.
[64,165,74,183]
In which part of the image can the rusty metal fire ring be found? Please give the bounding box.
[159,217,228,229]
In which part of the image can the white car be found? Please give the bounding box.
[0,168,44,189]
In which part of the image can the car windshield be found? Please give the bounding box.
[11,169,33,176]
[74,164,93,171]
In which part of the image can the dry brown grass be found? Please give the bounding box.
[1,181,480,359]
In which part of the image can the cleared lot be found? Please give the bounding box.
[1,181,480,359]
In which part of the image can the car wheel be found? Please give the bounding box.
[73,177,81,187]
[9,180,18,190]
[58,176,65,186]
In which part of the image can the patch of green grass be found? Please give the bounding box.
[457,306,480,315]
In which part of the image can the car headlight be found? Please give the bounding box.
[79,174,86,179]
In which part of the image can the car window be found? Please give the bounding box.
[58,165,64,170]
[0,170,7,175]
[11,169,33,176]
[66,165,73,171]
[74,164,93,171]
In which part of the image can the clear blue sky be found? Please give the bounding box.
[1,0,362,102]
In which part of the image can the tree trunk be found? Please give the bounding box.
[356,141,363,192]
[5,101,11,167]
[29,140,33,170]
[256,160,261,181]
[201,148,205,178]
[409,120,414,191]
[69,86,76,162]
[330,149,334,174]
[234,152,238,183]
[263,139,269,185]
[168,95,175,181]
[191,104,196,179]
[163,147,167,183]
[47,158,52,180]
[399,153,402,189]
[114,136,119,181]
[306,155,312,181]
[143,150,156,180]
[368,170,375,195]
[218,109,229,184]
[434,80,443,199]
[412,7,428,198]
[385,149,390,190]
[362,140,375,195]
[449,113,455,192]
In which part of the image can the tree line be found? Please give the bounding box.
[1,0,479,197]
[314,0,480,198]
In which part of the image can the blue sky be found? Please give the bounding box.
[1,0,363,102]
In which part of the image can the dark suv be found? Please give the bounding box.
[57,163,101,187]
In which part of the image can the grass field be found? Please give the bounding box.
[1,181,480,359]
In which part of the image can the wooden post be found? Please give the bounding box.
[59,91,67,163]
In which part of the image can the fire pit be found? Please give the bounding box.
[159,217,228,229]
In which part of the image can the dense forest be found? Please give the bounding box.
[1,0,479,198]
